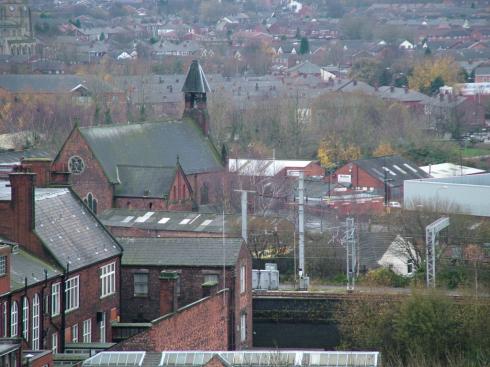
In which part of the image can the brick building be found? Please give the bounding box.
[330,155,428,203]
[0,172,123,354]
[117,237,253,350]
[51,60,224,213]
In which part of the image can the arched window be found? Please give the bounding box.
[32,294,40,350]
[22,297,29,341]
[200,183,209,205]
[84,193,98,214]
[10,301,18,337]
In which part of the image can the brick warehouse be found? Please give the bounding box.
[0,172,122,353]
[117,237,253,350]
[329,155,429,203]
[50,60,225,214]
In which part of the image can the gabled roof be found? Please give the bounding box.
[118,237,244,267]
[77,121,223,182]
[182,60,211,93]
[287,60,322,74]
[34,188,122,271]
[352,155,429,188]
[114,165,176,198]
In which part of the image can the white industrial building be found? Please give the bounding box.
[404,173,490,217]
[420,163,485,178]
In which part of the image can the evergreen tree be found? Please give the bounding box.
[104,108,112,125]
[299,37,310,55]
[99,32,105,41]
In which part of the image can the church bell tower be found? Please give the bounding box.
[182,60,211,136]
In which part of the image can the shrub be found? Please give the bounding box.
[361,267,410,288]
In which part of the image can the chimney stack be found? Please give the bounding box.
[20,158,52,187]
[10,172,36,244]
[159,271,179,316]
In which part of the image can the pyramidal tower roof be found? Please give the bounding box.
[182,60,211,93]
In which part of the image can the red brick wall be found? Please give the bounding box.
[52,128,114,212]
[112,290,229,352]
[31,351,53,367]
[0,246,11,295]
[232,244,253,350]
[0,256,120,351]
[120,266,234,322]
[331,163,383,191]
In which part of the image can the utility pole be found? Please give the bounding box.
[425,217,450,288]
[298,171,309,290]
[345,217,356,291]
[233,189,255,243]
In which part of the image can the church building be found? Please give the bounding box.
[0,0,36,56]
[50,60,225,213]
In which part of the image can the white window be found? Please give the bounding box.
[99,312,106,343]
[0,255,6,275]
[240,265,246,294]
[133,273,148,297]
[100,263,116,298]
[10,301,18,337]
[83,319,91,343]
[52,332,58,354]
[65,276,79,311]
[240,313,246,342]
[32,294,40,350]
[22,297,29,341]
[203,274,219,284]
[2,302,7,337]
[407,259,414,275]
[51,283,60,316]
[72,324,78,343]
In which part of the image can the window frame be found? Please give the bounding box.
[240,313,247,342]
[65,276,79,312]
[240,265,246,294]
[10,301,18,337]
[52,332,58,354]
[100,262,116,298]
[83,319,91,343]
[32,294,40,350]
[72,324,78,343]
[22,297,29,341]
[51,282,60,316]
[0,255,6,276]
[99,312,106,343]
[133,272,149,297]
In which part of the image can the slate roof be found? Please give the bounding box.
[10,247,61,291]
[118,237,244,267]
[475,66,490,75]
[353,155,429,188]
[287,60,322,74]
[0,75,120,94]
[182,60,211,93]
[77,121,223,181]
[359,232,397,270]
[0,149,53,164]
[114,165,176,198]
[98,208,292,236]
[34,188,122,271]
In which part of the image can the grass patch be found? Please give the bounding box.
[461,146,490,157]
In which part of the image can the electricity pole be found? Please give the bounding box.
[345,217,356,291]
[297,171,309,290]
[425,217,450,288]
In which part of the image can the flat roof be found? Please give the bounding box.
[406,172,490,187]
[420,163,485,179]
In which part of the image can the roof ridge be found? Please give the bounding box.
[79,120,181,130]
[117,164,177,169]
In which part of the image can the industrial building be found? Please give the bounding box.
[404,173,490,217]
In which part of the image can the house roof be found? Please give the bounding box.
[114,165,176,198]
[352,155,429,188]
[98,208,292,235]
[182,60,211,93]
[475,66,490,76]
[34,188,122,271]
[359,232,397,270]
[0,75,119,94]
[10,247,62,292]
[118,237,244,267]
[83,351,380,367]
[228,159,316,177]
[287,60,322,74]
[77,121,223,182]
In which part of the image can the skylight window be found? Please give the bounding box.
[135,212,154,223]
[179,218,191,225]
[158,217,170,224]
[122,216,134,223]
[403,163,418,173]
[200,219,213,227]
[392,164,407,174]
[382,166,397,176]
